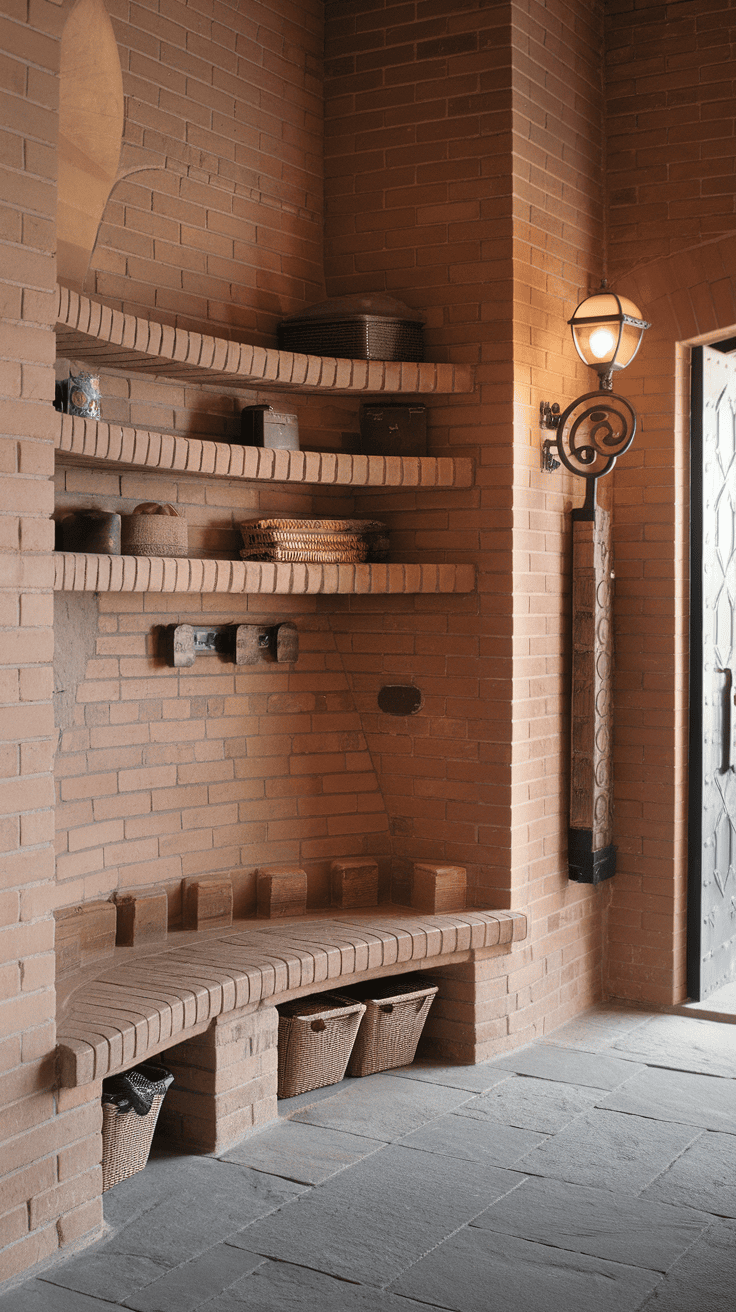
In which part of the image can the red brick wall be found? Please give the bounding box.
[322,0,609,1043]
[83,0,325,344]
[605,0,736,1004]
[0,0,105,1283]
[607,0,736,281]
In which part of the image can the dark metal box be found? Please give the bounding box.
[359,403,427,457]
[240,405,299,450]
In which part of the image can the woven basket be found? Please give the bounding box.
[101,1063,173,1191]
[121,503,188,558]
[278,293,425,362]
[344,975,438,1078]
[278,317,424,362]
[240,518,388,565]
[277,993,366,1099]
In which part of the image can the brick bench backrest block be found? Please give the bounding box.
[183,877,233,930]
[114,887,168,946]
[54,900,117,980]
[330,858,379,909]
[411,863,467,914]
[257,865,308,918]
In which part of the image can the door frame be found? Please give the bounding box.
[686,344,705,1001]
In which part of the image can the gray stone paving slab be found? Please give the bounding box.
[38,1253,166,1303]
[638,1219,736,1312]
[390,1226,661,1312]
[121,1244,265,1312]
[99,1159,307,1265]
[385,1060,514,1093]
[204,1258,436,1311]
[0,1283,116,1311]
[398,1112,547,1165]
[542,1006,658,1053]
[597,1064,736,1133]
[220,1120,384,1184]
[471,1175,710,1270]
[641,1131,736,1217]
[100,1146,190,1229]
[289,1071,474,1141]
[229,1144,524,1286]
[277,1077,352,1118]
[492,1042,645,1089]
[452,1074,599,1133]
[520,1108,702,1192]
[611,1013,736,1077]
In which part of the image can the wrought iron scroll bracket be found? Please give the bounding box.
[540,391,637,494]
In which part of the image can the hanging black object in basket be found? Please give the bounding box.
[278,294,425,362]
[101,1063,174,1191]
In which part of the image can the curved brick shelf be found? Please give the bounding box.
[56,287,476,395]
[56,413,474,489]
[56,907,527,1085]
[53,552,477,594]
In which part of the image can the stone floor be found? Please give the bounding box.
[3,1004,736,1312]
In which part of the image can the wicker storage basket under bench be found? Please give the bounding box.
[100,1063,174,1191]
[276,993,366,1099]
[343,975,439,1077]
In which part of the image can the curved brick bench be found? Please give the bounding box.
[57,907,526,1153]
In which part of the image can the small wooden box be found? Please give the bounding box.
[54,900,117,981]
[257,865,308,919]
[330,858,379,909]
[114,887,168,946]
[182,877,233,930]
[411,862,466,914]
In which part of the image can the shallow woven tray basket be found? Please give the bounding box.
[277,993,366,1099]
[240,517,388,565]
[101,1064,174,1191]
[345,975,439,1078]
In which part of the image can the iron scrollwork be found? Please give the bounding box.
[541,391,637,481]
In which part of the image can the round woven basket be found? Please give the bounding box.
[122,503,188,558]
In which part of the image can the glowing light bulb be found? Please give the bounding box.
[589,327,616,360]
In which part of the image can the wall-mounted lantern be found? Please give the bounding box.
[541,286,650,512]
[539,285,650,886]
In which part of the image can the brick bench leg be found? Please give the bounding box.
[156,1004,278,1153]
[417,947,516,1064]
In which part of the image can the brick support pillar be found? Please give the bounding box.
[157,1004,279,1154]
[418,949,518,1064]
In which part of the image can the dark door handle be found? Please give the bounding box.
[717,669,735,771]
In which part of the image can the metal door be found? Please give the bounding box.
[689,345,736,999]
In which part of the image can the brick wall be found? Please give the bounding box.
[84,0,325,344]
[607,0,736,281]
[0,0,105,1283]
[604,0,736,1004]
[322,0,609,1045]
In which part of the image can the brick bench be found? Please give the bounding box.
[56,906,527,1154]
